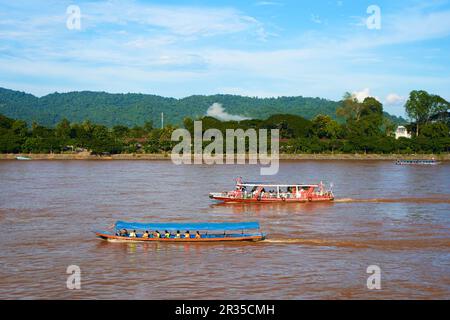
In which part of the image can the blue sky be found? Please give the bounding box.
[1,0,450,116]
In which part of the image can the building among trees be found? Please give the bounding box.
[395,126,411,139]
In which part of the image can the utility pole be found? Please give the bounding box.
[161,112,164,129]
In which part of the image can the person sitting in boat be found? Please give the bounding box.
[175,230,181,238]
[184,230,190,239]
[129,230,137,238]
[154,230,161,238]
[287,187,293,198]
[164,230,170,238]
[142,230,149,238]
[118,229,128,237]
[195,231,201,239]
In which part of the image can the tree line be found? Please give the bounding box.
[0,90,448,155]
[0,87,405,127]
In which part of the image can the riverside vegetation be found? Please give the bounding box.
[0,90,448,155]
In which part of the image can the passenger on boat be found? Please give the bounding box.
[175,230,181,238]
[195,231,201,239]
[119,229,128,237]
[287,187,293,198]
[129,230,137,238]
[260,188,266,198]
[142,231,149,238]
[154,230,161,238]
[164,230,170,238]
[184,230,190,239]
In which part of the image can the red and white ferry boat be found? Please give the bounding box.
[209,178,334,203]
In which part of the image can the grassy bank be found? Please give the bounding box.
[1,153,449,161]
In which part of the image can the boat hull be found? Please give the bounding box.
[95,231,264,242]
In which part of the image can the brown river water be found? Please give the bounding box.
[0,160,449,299]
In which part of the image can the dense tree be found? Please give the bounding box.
[311,115,341,139]
[340,95,384,139]
[337,92,365,121]
[405,90,450,136]
[0,87,405,128]
[0,88,449,155]
[420,123,449,139]
[112,125,129,138]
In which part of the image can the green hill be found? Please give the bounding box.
[0,87,405,127]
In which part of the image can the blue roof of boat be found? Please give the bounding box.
[115,221,260,231]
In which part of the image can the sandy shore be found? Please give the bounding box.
[1,153,449,161]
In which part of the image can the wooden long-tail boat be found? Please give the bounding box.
[95,221,265,242]
[395,159,440,165]
[209,177,334,203]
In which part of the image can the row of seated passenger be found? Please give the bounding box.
[116,229,202,239]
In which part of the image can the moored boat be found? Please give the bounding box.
[209,177,334,203]
[395,159,440,165]
[15,156,31,160]
[95,221,265,242]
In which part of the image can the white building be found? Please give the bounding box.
[395,126,411,139]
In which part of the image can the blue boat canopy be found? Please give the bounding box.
[115,221,260,232]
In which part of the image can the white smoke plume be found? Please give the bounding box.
[206,103,250,121]
[352,88,381,103]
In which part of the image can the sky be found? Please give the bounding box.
[0,0,450,117]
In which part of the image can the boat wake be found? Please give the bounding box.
[263,237,450,249]
[335,197,450,204]
[263,238,369,248]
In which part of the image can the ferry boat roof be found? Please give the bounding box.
[237,182,320,188]
[115,221,260,231]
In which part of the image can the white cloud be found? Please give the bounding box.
[343,8,450,50]
[386,93,405,105]
[352,88,371,102]
[0,1,269,42]
[255,1,283,6]
[351,88,383,103]
[80,1,268,39]
[206,103,250,121]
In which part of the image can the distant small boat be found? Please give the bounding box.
[95,221,265,242]
[396,159,440,165]
[15,156,31,160]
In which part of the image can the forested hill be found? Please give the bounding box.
[0,87,405,127]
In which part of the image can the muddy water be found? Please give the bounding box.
[0,160,449,299]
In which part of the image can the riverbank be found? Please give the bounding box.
[1,153,449,161]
